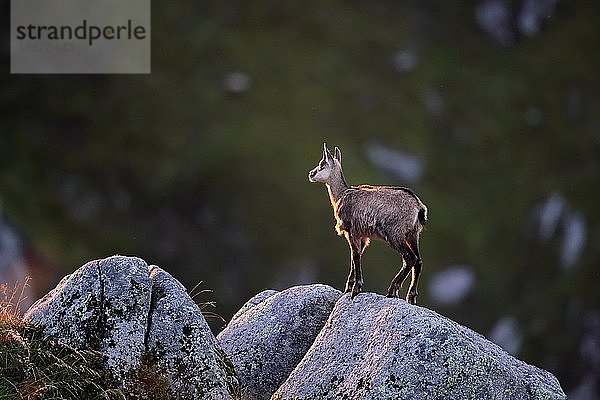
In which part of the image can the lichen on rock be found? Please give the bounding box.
[24,256,151,389]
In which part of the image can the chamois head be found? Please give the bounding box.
[308,143,342,184]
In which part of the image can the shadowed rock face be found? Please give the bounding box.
[273,293,566,400]
[217,284,343,400]
[147,265,238,399]
[23,255,237,399]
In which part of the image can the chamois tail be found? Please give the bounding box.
[418,207,428,227]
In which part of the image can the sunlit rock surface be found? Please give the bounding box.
[273,292,566,400]
[24,256,150,389]
[218,284,342,400]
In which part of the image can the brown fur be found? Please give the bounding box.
[335,185,426,241]
[309,144,427,304]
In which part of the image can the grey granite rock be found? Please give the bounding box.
[147,265,237,399]
[273,292,566,400]
[24,256,237,399]
[24,256,151,388]
[230,289,278,323]
[218,284,342,400]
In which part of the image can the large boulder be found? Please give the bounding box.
[24,255,238,399]
[218,284,343,400]
[23,256,151,388]
[273,292,566,400]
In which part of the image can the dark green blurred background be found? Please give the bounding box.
[1,1,599,397]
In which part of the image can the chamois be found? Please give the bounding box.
[308,144,428,304]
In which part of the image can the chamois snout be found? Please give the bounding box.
[308,165,331,183]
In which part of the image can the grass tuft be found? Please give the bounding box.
[0,277,30,329]
[0,279,125,400]
[128,352,170,400]
[189,281,226,326]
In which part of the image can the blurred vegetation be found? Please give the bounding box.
[0,0,599,394]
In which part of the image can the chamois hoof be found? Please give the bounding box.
[386,286,400,298]
[350,282,363,298]
[406,293,418,305]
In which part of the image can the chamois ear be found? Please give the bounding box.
[334,146,342,163]
[323,143,333,162]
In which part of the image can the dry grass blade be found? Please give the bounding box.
[0,277,30,329]
[188,281,226,325]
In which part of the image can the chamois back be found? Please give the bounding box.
[334,185,427,245]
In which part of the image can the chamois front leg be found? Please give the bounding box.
[345,238,369,294]
[343,233,355,293]
[344,265,355,293]
[346,235,364,298]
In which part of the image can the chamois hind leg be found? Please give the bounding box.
[386,241,417,299]
[405,231,423,305]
